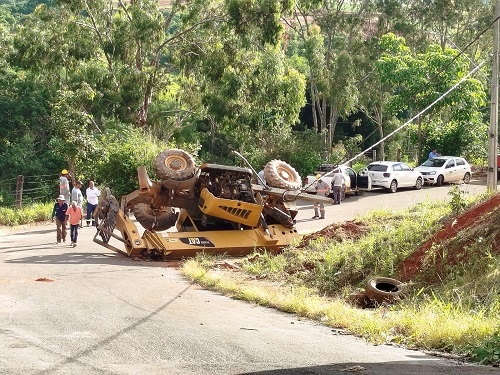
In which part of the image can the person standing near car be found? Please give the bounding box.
[429,148,441,159]
[85,180,100,226]
[331,168,346,205]
[312,176,330,219]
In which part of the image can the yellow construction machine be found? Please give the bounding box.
[93,148,331,259]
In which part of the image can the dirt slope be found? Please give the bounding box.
[397,193,500,282]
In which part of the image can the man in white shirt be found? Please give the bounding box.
[85,180,101,226]
[330,168,346,205]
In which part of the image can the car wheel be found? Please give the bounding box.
[463,172,471,184]
[436,174,444,186]
[133,203,178,231]
[414,177,423,190]
[264,160,302,190]
[388,180,397,193]
[341,184,346,201]
[364,277,406,304]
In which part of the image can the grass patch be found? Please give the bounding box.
[0,202,53,226]
[182,192,500,364]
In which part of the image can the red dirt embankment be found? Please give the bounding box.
[397,193,500,282]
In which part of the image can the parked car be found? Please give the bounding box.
[415,156,472,186]
[303,164,365,200]
[359,161,423,193]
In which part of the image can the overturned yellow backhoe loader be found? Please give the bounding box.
[93,148,332,259]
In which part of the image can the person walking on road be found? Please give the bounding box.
[71,180,84,207]
[59,169,72,203]
[85,180,100,227]
[51,194,68,244]
[67,201,84,247]
[312,176,330,219]
[331,168,346,205]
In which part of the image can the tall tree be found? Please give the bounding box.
[284,0,373,156]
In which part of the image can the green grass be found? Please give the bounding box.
[0,202,53,226]
[182,191,500,365]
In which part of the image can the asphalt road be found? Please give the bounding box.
[0,177,496,375]
[294,176,488,234]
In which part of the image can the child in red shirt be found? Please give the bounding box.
[66,201,83,247]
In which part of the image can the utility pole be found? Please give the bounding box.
[487,0,500,192]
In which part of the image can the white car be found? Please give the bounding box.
[359,161,423,193]
[415,156,472,186]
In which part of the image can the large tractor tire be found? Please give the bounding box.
[154,148,197,190]
[364,277,406,304]
[132,203,178,231]
[264,160,302,190]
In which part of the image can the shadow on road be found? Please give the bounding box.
[10,228,54,236]
[239,360,495,375]
[2,251,176,267]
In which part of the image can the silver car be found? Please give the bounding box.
[359,161,423,193]
[415,156,472,186]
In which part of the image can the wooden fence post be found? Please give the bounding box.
[15,175,24,208]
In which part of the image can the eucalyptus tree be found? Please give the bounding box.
[10,0,299,172]
[283,0,374,157]
[375,0,493,60]
[359,33,486,162]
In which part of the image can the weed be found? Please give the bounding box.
[448,184,467,213]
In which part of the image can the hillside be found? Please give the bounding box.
[397,193,500,283]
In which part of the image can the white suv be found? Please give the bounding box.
[416,156,472,186]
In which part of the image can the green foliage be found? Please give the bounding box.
[0,202,52,226]
[226,0,293,46]
[448,184,467,214]
[91,124,168,199]
[470,332,500,365]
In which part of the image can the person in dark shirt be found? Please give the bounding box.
[51,194,68,243]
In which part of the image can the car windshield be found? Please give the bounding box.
[367,164,388,172]
[421,158,446,168]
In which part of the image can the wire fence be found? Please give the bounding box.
[0,174,60,208]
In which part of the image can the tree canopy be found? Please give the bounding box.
[0,0,495,204]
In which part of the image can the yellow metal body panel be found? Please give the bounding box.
[143,224,300,259]
[198,188,263,227]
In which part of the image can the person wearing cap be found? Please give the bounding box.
[59,169,72,203]
[66,201,83,247]
[312,175,330,219]
[51,194,68,243]
[71,180,84,208]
